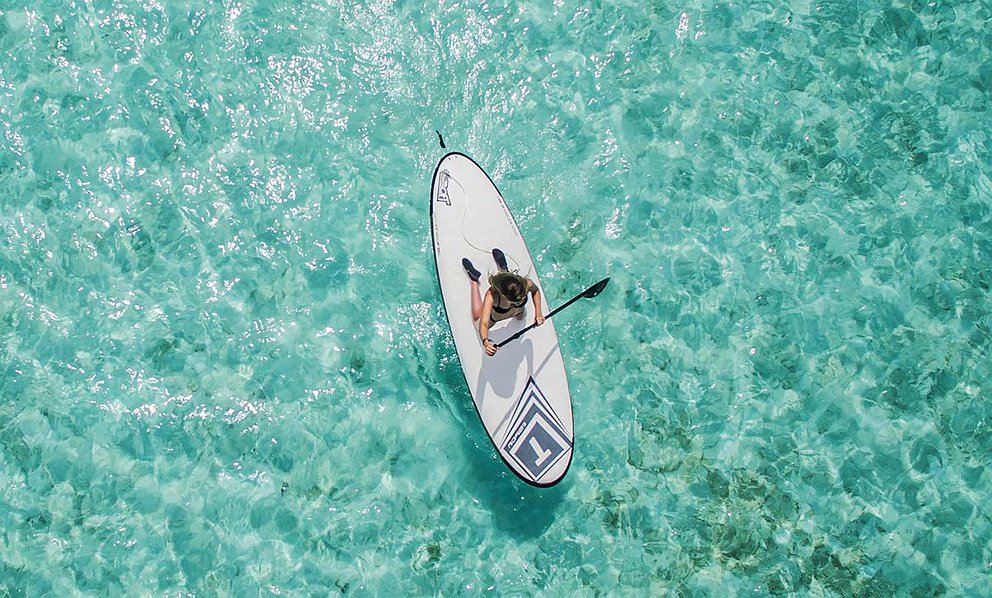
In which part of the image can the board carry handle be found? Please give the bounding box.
[495,278,610,349]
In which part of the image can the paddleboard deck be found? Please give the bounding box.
[430,152,574,487]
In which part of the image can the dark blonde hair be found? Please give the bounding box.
[488,272,528,303]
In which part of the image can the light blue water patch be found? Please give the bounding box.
[1,0,990,595]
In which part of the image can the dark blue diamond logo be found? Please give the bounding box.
[502,378,571,481]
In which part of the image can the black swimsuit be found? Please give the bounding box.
[492,298,528,314]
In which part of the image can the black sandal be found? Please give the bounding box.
[492,248,508,271]
[462,258,482,282]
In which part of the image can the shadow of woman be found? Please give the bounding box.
[474,335,535,409]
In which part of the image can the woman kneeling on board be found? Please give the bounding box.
[462,248,544,356]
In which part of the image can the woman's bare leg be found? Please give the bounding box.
[469,281,483,320]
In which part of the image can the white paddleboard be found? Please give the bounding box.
[430,152,574,487]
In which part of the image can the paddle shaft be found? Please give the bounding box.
[494,279,607,348]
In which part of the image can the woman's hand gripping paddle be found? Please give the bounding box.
[494,278,610,349]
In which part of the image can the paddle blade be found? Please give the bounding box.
[583,278,610,298]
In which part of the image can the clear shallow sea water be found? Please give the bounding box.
[1,0,990,595]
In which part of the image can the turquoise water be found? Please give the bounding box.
[1,0,990,595]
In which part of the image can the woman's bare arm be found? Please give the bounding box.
[479,290,497,355]
[531,284,544,326]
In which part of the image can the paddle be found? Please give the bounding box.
[495,278,610,349]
